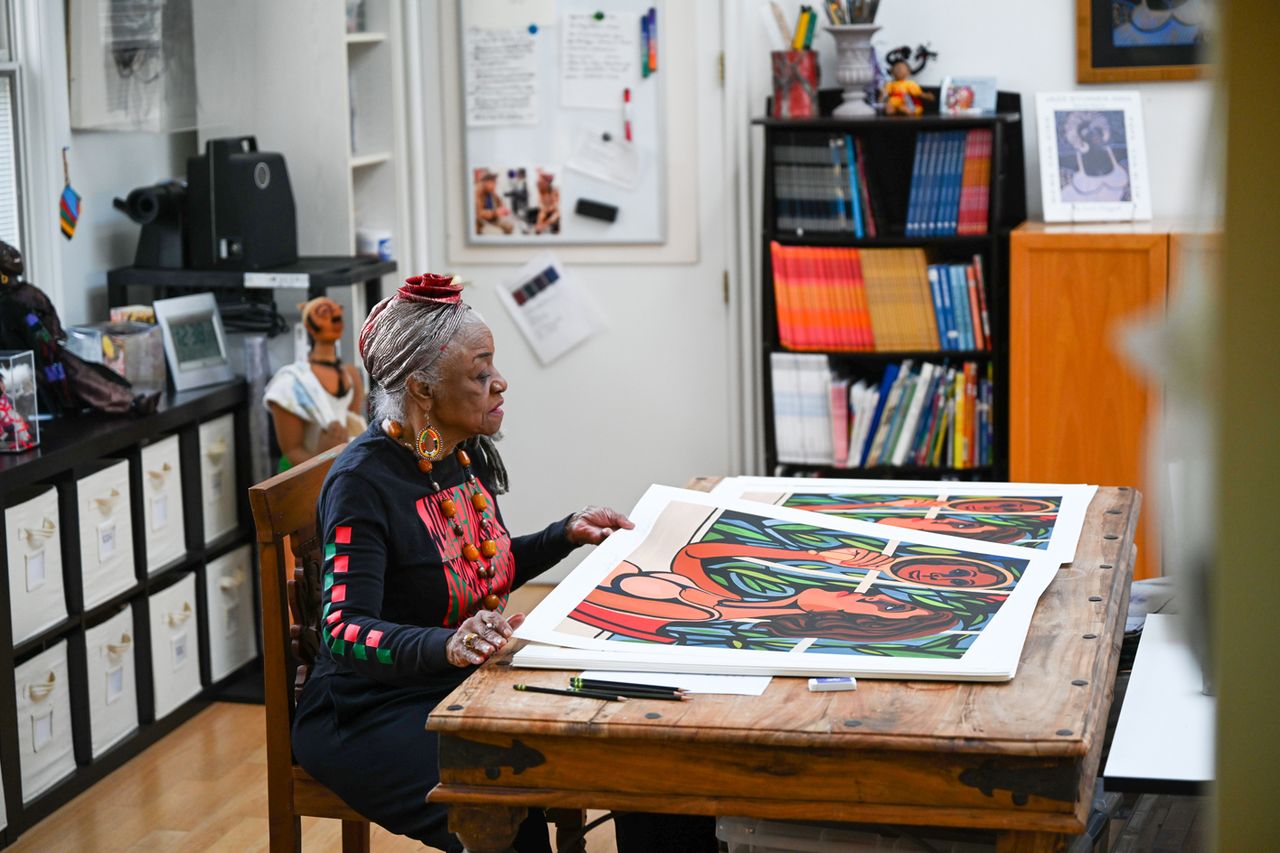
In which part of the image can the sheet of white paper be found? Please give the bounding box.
[496,252,603,365]
[578,670,772,696]
[467,0,555,30]
[464,27,539,127]
[565,128,641,189]
[561,12,638,109]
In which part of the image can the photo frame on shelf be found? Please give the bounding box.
[1036,90,1152,222]
[1076,0,1209,83]
[153,292,235,391]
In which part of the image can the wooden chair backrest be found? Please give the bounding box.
[249,447,343,727]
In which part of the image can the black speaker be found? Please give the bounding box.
[187,136,298,271]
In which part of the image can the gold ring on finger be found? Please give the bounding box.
[462,631,479,650]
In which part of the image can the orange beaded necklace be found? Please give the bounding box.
[384,419,504,611]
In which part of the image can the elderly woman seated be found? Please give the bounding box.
[291,275,714,852]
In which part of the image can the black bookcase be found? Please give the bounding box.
[753,89,1026,479]
[0,382,257,845]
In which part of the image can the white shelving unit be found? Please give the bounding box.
[192,0,410,364]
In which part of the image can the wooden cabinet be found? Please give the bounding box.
[1009,222,1180,579]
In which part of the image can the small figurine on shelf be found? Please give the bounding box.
[0,355,37,452]
[880,45,938,116]
[263,296,366,472]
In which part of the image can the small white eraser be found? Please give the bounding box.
[808,676,858,692]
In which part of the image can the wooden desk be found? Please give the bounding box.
[427,484,1139,853]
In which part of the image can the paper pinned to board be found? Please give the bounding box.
[565,128,641,189]
[496,252,603,365]
[466,0,555,30]
[464,26,539,126]
[561,12,638,109]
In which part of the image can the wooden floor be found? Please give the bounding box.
[9,584,619,852]
[7,702,618,852]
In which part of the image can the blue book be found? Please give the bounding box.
[904,135,926,237]
[929,133,950,237]
[948,264,974,349]
[927,265,950,350]
[859,362,900,466]
[944,132,965,235]
[844,135,864,238]
[907,364,943,461]
[935,264,959,350]
[919,133,939,237]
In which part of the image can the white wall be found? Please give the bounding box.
[416,2,734,581]
[57,131,194,325]
[752,0,1214,220]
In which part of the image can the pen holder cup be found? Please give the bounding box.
[771,50,820,119]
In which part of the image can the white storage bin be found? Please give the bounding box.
[14,641,76,803]
[198,414,238,544]
[84,608,139,758]
[140,436,186,572]
[148,574,202,719]
[5,486,68,643]
[76,459,136,608]
[205,545,257,681]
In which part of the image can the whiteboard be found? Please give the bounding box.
[458,0,665,246]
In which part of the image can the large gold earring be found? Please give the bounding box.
[416,424,443,461]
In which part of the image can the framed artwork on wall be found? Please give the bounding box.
[1036,91,1152,222]
[1077,0,1210,83]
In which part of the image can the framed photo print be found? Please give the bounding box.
[1077,0,1209,83]
[1036,91,1152,222]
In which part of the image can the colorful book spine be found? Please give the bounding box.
[844,135,864,239]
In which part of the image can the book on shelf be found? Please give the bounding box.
[770,355,995,471]
[771,243,991,353]
[904,128,992,237]
[772,134,878,236]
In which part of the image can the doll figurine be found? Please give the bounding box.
[263,296,366,471]
[880,45,938,116]
[0,373,35,452]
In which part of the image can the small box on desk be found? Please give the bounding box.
[0,350,39,453]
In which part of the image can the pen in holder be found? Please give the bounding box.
[771,50,820,119]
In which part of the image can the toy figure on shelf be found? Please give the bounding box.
[263,296,366,472]
[880,45,938,116]
[0,239,159,416]
[0,366,36,452]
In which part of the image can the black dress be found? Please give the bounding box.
[291,425,574,851]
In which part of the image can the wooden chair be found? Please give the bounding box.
[250,447,586,853]
[250,447,370,852]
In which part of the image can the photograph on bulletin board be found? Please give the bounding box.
[459,0,665,245]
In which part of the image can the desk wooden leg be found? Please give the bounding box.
[996,830,1070,852]
[448,804,526,853]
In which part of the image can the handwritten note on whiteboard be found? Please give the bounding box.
[560,13,637,109]
[464,27,539,126]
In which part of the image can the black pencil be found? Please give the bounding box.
[570,677,686,694]
[513,684,627,702]
[570,681,690,701]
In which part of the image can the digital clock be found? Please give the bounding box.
[153,293,235,390]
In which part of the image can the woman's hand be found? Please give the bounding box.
[445,609,525,667]
[566,506,635,546]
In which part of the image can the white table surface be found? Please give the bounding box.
[1104,613,1215,793]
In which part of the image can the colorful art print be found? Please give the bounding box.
[939,76,998,116]
[1077,0,1209,83]
[516,487,1061,680]
[713,478,1097,564]
[1036,91,1151,223]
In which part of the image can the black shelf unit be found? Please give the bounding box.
[753,89,1025,480]
[0,382,259,846]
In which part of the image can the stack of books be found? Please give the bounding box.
[772,135,877,236]
[771,354,995,470]
[771,243,992,352]
[904,129,992,237]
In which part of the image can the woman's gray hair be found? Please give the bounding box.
[361,297,508,492]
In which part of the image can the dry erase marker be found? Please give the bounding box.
[623,88,633,142]
[808,676,858,692]
[640,14,650,79]
[647,8,657,73]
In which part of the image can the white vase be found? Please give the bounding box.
[826,24,881,118]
